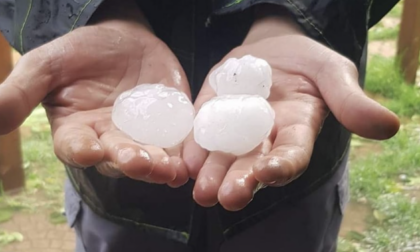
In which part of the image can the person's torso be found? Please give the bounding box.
[66,0,366,244]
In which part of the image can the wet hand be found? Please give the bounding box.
[183,9,400,211]
[0,14,191,188]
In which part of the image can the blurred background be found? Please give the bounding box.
[0,1,419,251]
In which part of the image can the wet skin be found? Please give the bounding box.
[0,2,400,211]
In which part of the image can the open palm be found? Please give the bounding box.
[0,25,191,187]
[184,35,400,211]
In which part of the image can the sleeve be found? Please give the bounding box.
[212,0,399,63]
[213,0,399,42]
[0,0,106,55]
[369,0,400,28]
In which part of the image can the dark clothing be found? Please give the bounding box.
[0,0,397,56]
[66,152,349,252]
[0,0,398,247]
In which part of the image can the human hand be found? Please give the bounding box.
[183,7,400,210]
[0,1,191,188]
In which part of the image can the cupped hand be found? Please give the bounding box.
[0,21,191,187]
[183,34,400,211]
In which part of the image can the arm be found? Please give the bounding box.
[0,0,191,187]
[213,0,400,64]
[188,1,400,211]
[0,0,129,54]
[87,0,151,33]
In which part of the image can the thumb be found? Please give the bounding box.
[0,27,105,135]
[313,50,400,140]
[182,76,216,178]
[0,43,60,135]
[269,36,400,140]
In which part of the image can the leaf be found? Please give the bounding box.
[0,209,13,223]
[411,114,420,122]
[338,238,361,252]
[49,211,67,225]
[388,183,403,193]
[408,177,420,186]
[373,210,387,222]
[346,231,366,242]
[5,199,30,211]
[351,139,364,147]
[0,231,24,245]
[23,162,31,170]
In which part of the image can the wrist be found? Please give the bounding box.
[87,0,154,38]
[243,4,304,45]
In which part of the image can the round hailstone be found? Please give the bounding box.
[194,95,275,156]
[112,84,195,148]
[209,55,272,99]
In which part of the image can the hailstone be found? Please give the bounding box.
[194,95,275,156]
[112,84,195,148]
[209,55,272,99]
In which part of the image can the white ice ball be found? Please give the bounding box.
[194,95,275,156]
[209,55,272,99]
[112,84,195,148]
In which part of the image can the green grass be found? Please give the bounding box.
[369,25,399,41]
[365,56,420,117]
[368,1,402,41]
[350,130,420,200]
[338,38,420,250]
[0,106,65,217]
[344,124,420,251]
[388,1,403,18]
[0,106,66,248]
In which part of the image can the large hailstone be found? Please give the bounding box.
[209,55,272,99]
[194,95,275,156]
[112,84,195,148]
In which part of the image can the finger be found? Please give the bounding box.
[193,152,236,207]
[96,161,125,178]
[53,123,105,168]
[236,36,399,139]
[183,133,208,179]
[100,130,177,183]
[0,30,90,135]
[0,49,58,135]
[315,54,400,140]
[253,97,325,186]
[164,145,182,157]
[275,38,400,139]
[163,147,190,187]
[253,128,312,186]
[167,156,189,188]
[218,139,271,211]
[183,79,216,178]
